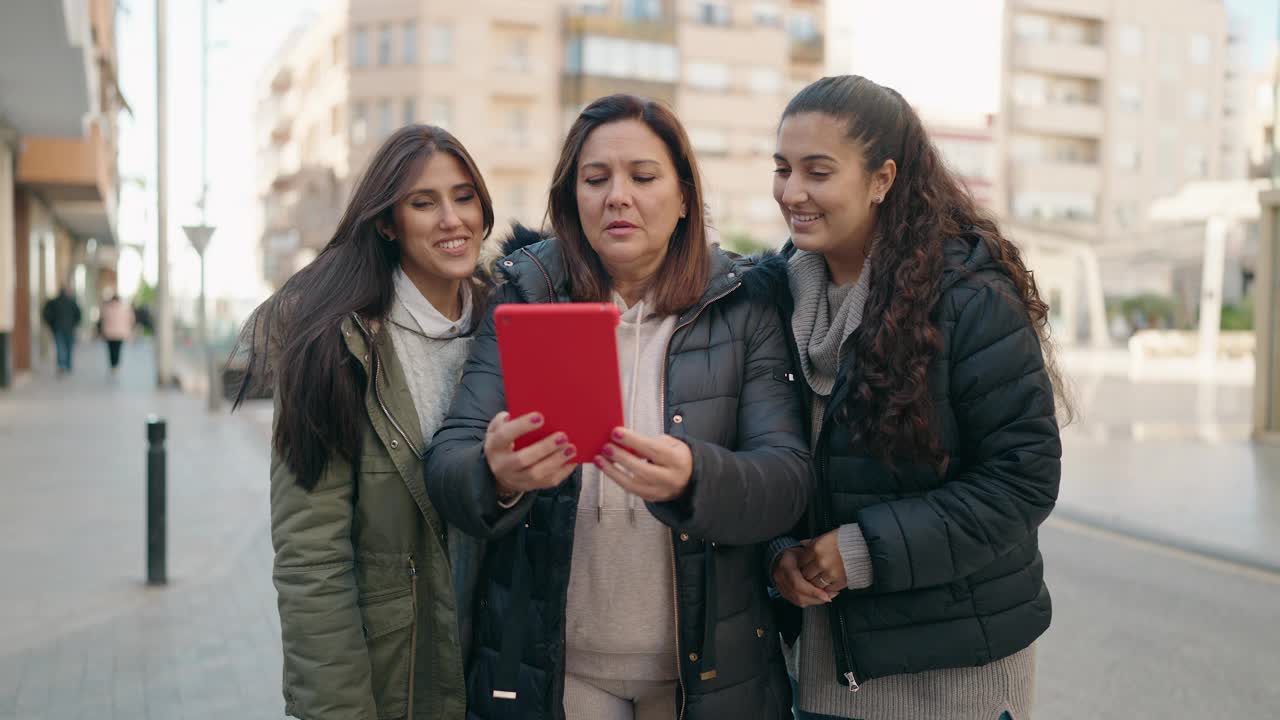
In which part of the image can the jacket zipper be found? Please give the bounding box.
[408,555,419,717]
[669,539,687,720]
[519,248,556,298]
[657,281,740,720]
[818,432,860,692]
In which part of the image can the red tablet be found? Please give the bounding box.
[494,302,623,462]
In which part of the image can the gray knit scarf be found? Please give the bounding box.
[787,250,873,398]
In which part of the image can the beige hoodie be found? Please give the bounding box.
[563,294,680,682]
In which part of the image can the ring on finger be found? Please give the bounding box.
[816,576,831,588]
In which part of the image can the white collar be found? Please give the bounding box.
[393,267,472,338]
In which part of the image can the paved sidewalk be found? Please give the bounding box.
[0,338,283,720]
[1058,372,1280,573]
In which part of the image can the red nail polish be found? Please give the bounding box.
[530,414,543,425]
[602,446,614,457]
[564,447,576,458]
[555,435,568,446]
[593,457,605,468]
[612,429,625,441]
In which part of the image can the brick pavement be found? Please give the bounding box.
[0,338,283,720]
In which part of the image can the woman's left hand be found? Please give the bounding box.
[594,427,694,503]
[797,530,849,593]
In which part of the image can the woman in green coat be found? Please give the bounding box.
[234,125,495,720]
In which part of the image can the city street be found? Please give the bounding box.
[1,341,1277,719]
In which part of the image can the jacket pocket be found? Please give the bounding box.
[360,592,414,719]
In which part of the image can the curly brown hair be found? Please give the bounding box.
[783,76,1072,471]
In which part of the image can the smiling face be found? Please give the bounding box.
[574,119,688,284]
[773,112,895,267]
[384,151,485,291]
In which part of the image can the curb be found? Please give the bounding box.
[1051,505,1280,577]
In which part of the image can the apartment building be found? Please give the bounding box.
[0,0,122,386]
[999,0,1230,246]
[258,0,825,288]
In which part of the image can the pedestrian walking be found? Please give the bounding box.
[42,287,81,376]
[424,94,811,720]
[232,125,497,720]
[762,75,1070,720]
[98,294,136,376]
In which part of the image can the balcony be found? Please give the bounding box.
[16,126,116,242]
[790,33,824,65]
[1012,39,1105,78]
[1013,102,1104,138]
[1009,159,1102,192]
[1014,0,1107,20]
[562,12,676,45]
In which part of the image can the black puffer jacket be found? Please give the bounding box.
[763,234,1061,687]
[425,233,811,720]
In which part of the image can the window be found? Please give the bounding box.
[753,2,782,27]
[1117,83,1142,113]
[377,25,392,66]
[352,28,369,67]
[1010,135,1042,162]
[687,61,730,92]
[403,98,417,126]
[351,101,368,143]
[625,0,662,21]
[1190,33,1211,65]
[578,36,678,82]
[378,99,393,137]
[1011,191,1097,222]
[788,12,818,41]
[403,22,417,64]
[1187,91,1208,120]
[1011,74,1046,106]
[1118,25,1143,55]
[505,35,531,72]
[428,98,452,129]
[428,24,454,65]
[696,1,731,26]
[506,184,528,219]
[750,67,782,95]
[688,128,728,155]
[1114,140,1140,171]
[574,0,610,14]
[505,107,529,146]
[1185,146,1207,178]
[1013,14,1049,42]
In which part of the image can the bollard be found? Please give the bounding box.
[146,416,167,585]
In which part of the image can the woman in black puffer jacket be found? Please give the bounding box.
[425,94,810,720]
[765,75,1068,720]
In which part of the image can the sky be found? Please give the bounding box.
[114,0,1280,307]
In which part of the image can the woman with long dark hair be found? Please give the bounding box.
[763,75,1068,720]
[234,124,495,720]
[425,94,811,720]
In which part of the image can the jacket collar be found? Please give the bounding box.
[339,313,427,455]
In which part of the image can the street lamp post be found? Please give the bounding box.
[182,224,219,410]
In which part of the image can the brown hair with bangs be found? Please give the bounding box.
[547,94,710,315]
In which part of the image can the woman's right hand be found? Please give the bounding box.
[773,546,838,608]
[484,411,578,497]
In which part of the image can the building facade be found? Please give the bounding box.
[999,0,1231,248]
[0,0,122,386]
[257,0,825,288]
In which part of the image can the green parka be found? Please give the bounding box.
[270,314,466,720]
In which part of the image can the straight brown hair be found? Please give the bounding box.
[233,124,494,489]
[547,94,710,315]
